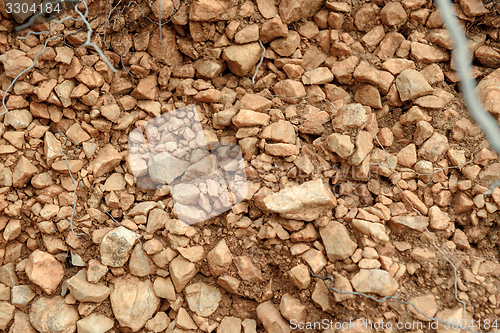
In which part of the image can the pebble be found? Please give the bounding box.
[407,294,438,321]
[280,293,307,323]
[207,240,232,277]
[76,314,115,333]
[185,282,221,317]
[326,133,354,158]
[110,275,160,332]
[288,264,311,290]
[29,296,79,333]
[351,269,399,296]
[256,301,291,333]
[11,285,35,308]
[232,109,270,127]
[222,42,263,77]
[100,226,138,267]
[234,256,263,283]
[176,307,198,330]
[259,120,296,144]
[320,221,357,261]
[67,269,110,302]
[301,249,327,274]
[169,256,198,292]
[153,276,176,301]
[396,69,434,101]
[218,316,242,333]
[87,259,108,283]
[25,250,64,295]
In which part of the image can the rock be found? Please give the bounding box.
[257,0,278,18]
[351,219,390,243]
[148,27,183,66]
[189,0,236,21]
[185,282,221,317]
[232,110,270,127]
[11,285,35,308]
[234,256,263,283]
[89,144,122,177]
[351,269,399,296]
[0,50,34,78]
[331,103,368,131]
[218,316,241,333]
[100,226,138,267]
[9,311,37,333]
[263,179,336,221]
[265,143,299,156]
[388,215,429,232]
[153,277,176,300]
[256,301,291,333]
[326,133,354,158]
[476,68,500,117]
[397,144,417,167]
[0,263,18,287]
[270,30,301,57]
[411,42,449,63]
[311,280,333,313]
[354,84,382,109]
[66,123,90,144]
[273,79,307,103]
[3,219,21,242]
[207,240,232,277]
[380,2,407,26]
[260,120,296,144]
[145,312,170,332]
[260,15,288,43]
[349,131,374,166]
[435,307,473,333]
[418,133,448,162]
[353,61,394,94]
[239,94,273,112]
[76,314,114,333]
[280,293,307,323]
[428,205,450,230]
[302,67,334,85]
[235,24,259,44]
[110,275,160,332]
[320,221,357,261]
[87,259,108,283]
[329,271,355,302]
[67,269,110,302]
[459,0,489,16]
[288,264,311,290]
[25,250,64,295]
[12,156,38,187]
[178,246,204,263]
[147,153,190,184]
[4,110,32,129]
[29,296,79,333]
[278,0,324,24]
[407,294,438,321]
[169,256,197,292]
[172,184,200,205]
[0,302,15,330]
[396,69,434,101]
[104,173,126,192]
[475,46,500,68]
[222,42,262,77]
[301,249,327,273]
[176,308,198,330]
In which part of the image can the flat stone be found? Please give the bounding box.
[76,314,114,333]
[396,69,434,101]
[279,293,307,323]
[239,94,272,112]
[11,285,35,308]
[407,294,438,321]
[110,275,161,332]
[89,144,122,177]
[29,296,79,333]
[411,42,449,63]
[388,215,430,232]
[234,256,263,283]
[217,316,242,333]
[260,120,296,144]
[185,282,221,317]
[351,269,399,296]
[288,264,310,290]
[232,109,270,127]
[67,269,110,302]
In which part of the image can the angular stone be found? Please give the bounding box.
[411,42,449,63]
[320,221,357,261]
[256,301,291,333]
[388,215,429,232]
[234,256,263,283]
[326,133,354,158]
[260,120,296,144]
[279,0,324,24]
[207,240,232,277]
[110,275,161,332]
[89,144,122,177]
[100,226,138,267]
[67,269,110,302]
[169,256,197,292]
[396,69,434,101]
[239,94,272,112]
[353,61,394,94]
[232,110,270,127]
[25,250,64,295]
[351,269,399,296]
[260,15,288,43]
[418,133,448,162]
[222,42,262,77]
[185,282,221,317]
[273,79,306,103]
[380,2,407,26]
[29,297,79,333]
[302,67,334,85]
[77,314,114,333]
[11,285,35,308]
[279,293,307,324]
[288,264,310,290]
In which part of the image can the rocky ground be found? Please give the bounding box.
[0,0,500,332]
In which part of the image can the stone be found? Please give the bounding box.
[89,144,122,177]
[3,219,21,242]
[418,133,449,162]
[397,144,417,167]
[270,30,301,57]
[265,143,299,156]
[351,219,390,243]
[76,314,115,333]
[222,42,263,77]
[256,301,291,333]
[353,61,394,94]
[232,110,270,127]
[279,0,324,24]
[428,205,450,230]
[110,275,161,332]
[396,69,434,101]
[169,256,197,292]
[148,27,183,66]
[263,179,336,221]
[331,103,368,131]
[100,226,138,267]
[239,94,272,112]
[380,2,407,26]
[87,259,108,283]
[273,79,307,103]
[382,59,416,76]
[351,269,399,296]
[354,3,380,31]
[189,0,237,21]
[234,256,263,283]
[349,130,374,166]
[476,68,500,117]
[66,123,90,144]
[311,280,333,313]
[176,308,197,330]
[153,277,176,300]
[217,275,240,294]
[0,302,15,330]
[326,133,354,158]
[207,240,232,277]
[411,42,449,63]
[389,215,429,232]
[67,269,110,302]
[260,15,288,43]
[25,250,64,295]
[354,84,382,109]
[218,316,241,333]
[9,311,37,333]
[29,296,79,333]
[407,294,438,321]
[301,249,327,273]
[260,120,296,144]
[145,312,170,332]
[235,24,259,44]
[435,308,472,333]
[302,67,334,85]
[288,264,310,290]
[329,272,355,302]
[257,0,278,19]
[0,263,18,287]
[280,293,307,323]
[459,0,489,16]
[475,46,500,68]
[11,285,35,308]
[148,153,190,184]
[12,156,38,187]
[185,282,221,317]
[320,221,357,261]
[4,109,32,130]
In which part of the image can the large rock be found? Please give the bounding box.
[100,227,138,267]
[110,275,160,332]
[263,179,336,221]
[25,250,64,295]
[320,221,357,261]
[66,269,110,303]
[222,43,263,77]
[351,269,399,296]
[279,0,325,24]
[29,296,79,333]
[185,282,221,317]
